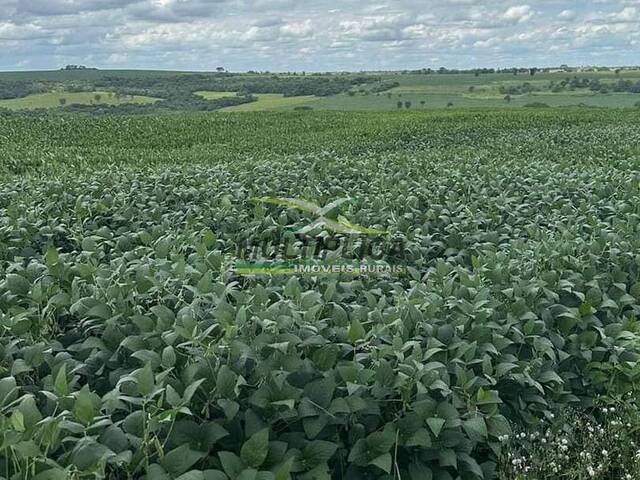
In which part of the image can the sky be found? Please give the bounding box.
[0,0,638,72]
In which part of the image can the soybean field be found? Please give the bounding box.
[1,109,640,479]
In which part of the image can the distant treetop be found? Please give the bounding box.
[61,65,97,71]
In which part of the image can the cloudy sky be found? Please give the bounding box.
[0,0,638,72]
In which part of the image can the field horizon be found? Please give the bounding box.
[2,66,640,113]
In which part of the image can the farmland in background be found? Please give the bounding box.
[0,91,159,110]
[220,94,318,111]
[1,68,640,113]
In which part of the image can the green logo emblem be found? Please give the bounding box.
[254,197,387,235]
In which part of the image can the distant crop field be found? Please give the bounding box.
[2,69,640,112]
[221,93,318,111]
[0,90,159,110]
[311,90,640,110]
[194,91,238,100]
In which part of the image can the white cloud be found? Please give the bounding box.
[0,0,638,71]
[610,6,638,22]
[0,22,49,40]
[503,5,534,24]
[280,19,313,38]
[559,9,576,20]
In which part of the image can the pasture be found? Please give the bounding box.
[0,91,159,110]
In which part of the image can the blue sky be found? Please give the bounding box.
[0,0,638,71]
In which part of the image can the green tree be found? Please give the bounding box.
[58,98,67,106]
[397,101,403,109]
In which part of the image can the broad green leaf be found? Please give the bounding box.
[10,410,25,432]
[0,376,18,406]
[369,453,392,473]
[54,364,69,397]
[137,363,155,396]
[427,417,446,437]
[219,452,245,478]
[162,346,177,368]
[241,428,270,468]
[32,469,69,480]
[463,416,487,441]
[74,386,98,425]
[348,318,366,343]
[303,441,337,468]
[6,274,30,295]
[217,365,238,398]
[161,444,207,476]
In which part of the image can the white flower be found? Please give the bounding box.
[587,466,596,477]
[602,449,608,457]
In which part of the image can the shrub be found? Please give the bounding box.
[498,398,640,479]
